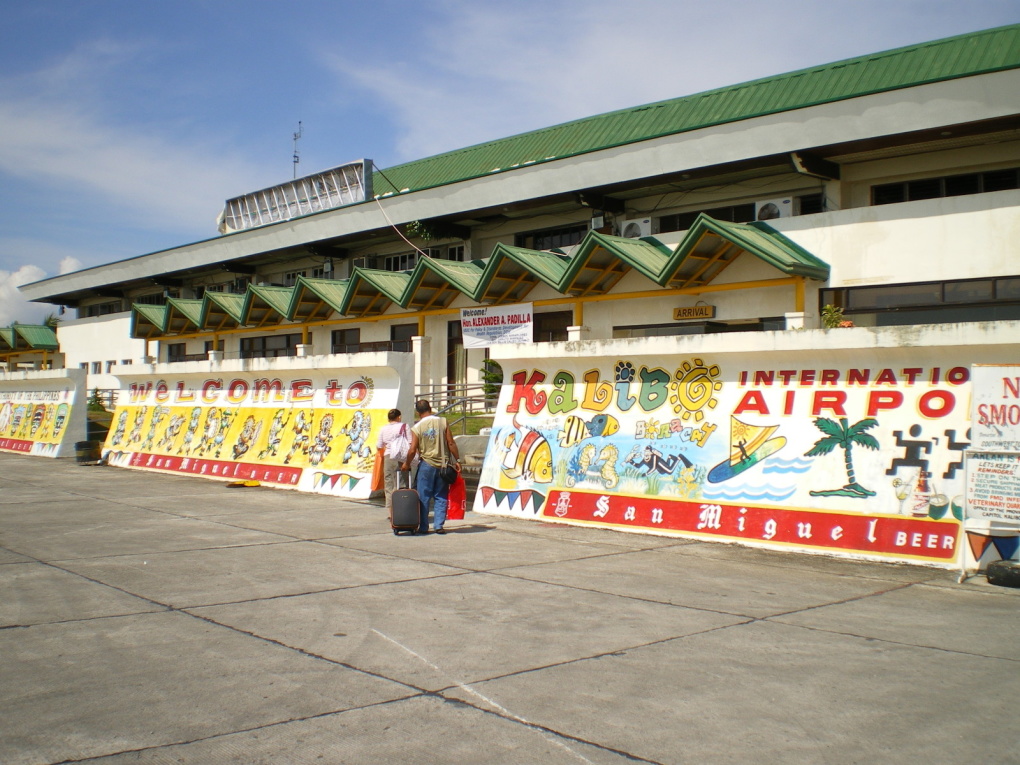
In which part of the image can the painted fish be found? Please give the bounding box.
[502,421,553,483]
[587,413,619,437]
[558,416,588,447]
[558,413,620,447]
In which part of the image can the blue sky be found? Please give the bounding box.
[2,0,1018,323]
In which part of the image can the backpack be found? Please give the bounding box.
[386,423,411,461]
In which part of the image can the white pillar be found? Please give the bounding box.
[567,325,591,341]
[295,344,312,357]
[785,312,807,330]
[412,335,431,393]
[207,350,224,362]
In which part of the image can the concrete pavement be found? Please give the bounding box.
[1,452,1018,764]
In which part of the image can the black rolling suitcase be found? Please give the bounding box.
[391,470,421,535]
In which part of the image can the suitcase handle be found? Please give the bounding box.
[397,470,412,490]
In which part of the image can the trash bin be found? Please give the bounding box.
[75,441,102,464]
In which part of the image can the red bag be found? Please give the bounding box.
[446,473,466,520]
[370,451,385,492]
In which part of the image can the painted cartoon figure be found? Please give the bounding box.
[193,407,222,455]
[110,410,129,446]
[232,415,262,460]
[258,409,291,459]
[38,405,59,440]
[211,409,236,458]
[177,406,202,454]
[625,444,692,476]
[284,410,310,464]
[127,406,148,445]
[141,407,169,450]
[13,404,30,437]
[158,413,185,451]
[52,404,69,438]
[340,410,372,463]
[30,404,50,438]
[0,402,11,435]
[307,413,336,466]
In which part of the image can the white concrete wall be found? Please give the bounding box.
[0,367,88,457]
[773,189,1020,288]
[483,320,1020,568]
[57,313,148,394]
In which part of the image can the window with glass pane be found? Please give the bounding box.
[515,224,587,250]
[996,277,1020,299]
[534,311,571,342]
[331,328,360,353]
[240,333,301,359]
[944,280,994,304]
[391,323,416,351]
[850,283,942,310]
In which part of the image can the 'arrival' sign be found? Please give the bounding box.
[673,305,715,320]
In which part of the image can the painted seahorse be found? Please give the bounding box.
[597,444,619,489]
[565,443,597,488]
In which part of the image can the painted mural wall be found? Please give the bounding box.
[474,344,1020,569]
[103,359,410,497]
[0,369,86,458]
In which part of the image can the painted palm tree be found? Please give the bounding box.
[805,417,879,498]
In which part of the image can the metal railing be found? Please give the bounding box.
[414,382,497,435]
[88,388,118,411]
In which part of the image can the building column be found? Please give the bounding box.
[785,312,808,330]
[295,344,312,357]
[412,335,431,394]
[207,350,224,362]
[567,325,591,341]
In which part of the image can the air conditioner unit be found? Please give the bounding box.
[619,218,652,238]
[755,198,793,220]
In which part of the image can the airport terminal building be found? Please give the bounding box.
[14,25,1020,569]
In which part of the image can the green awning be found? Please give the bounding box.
[130,304,169,339]
[289,277,350,321]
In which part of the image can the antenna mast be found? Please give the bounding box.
[292,121,303,179]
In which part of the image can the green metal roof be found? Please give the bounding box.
[341,268,413,316]
[204,292,247,329]
[403,259,488,312]
[129,214,829,338]
[243,285,294,326]
[289,276,350,321]
[372,25,1020,196]
[417,258,488,295]
[489,244,571,290]
[572,233,672,288]
[165,298,206,333]
[14,325,59,350]
[130,304,169,339]
[662,216,830,288]
[0,324,58,351]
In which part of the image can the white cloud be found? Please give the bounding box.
[0,264,55,326]
[58,256,84,275]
